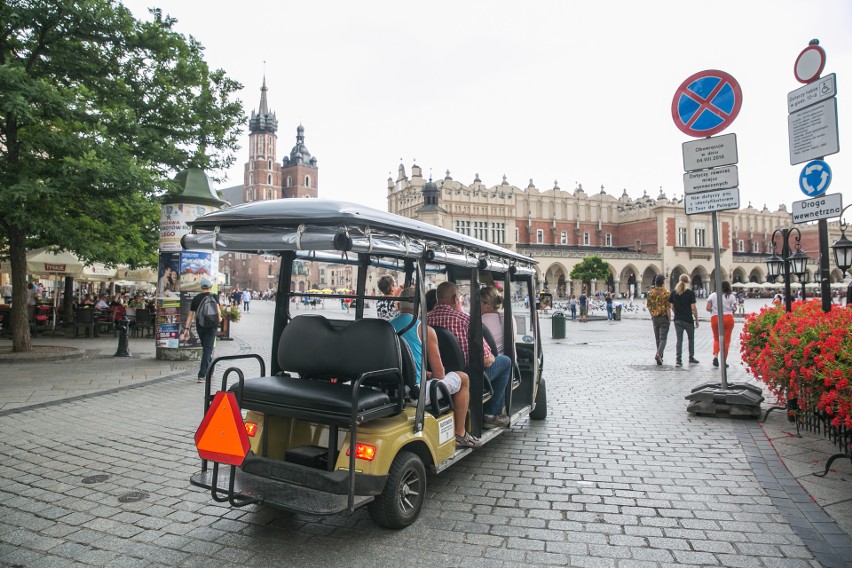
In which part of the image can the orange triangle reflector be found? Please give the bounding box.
[194,391,250,466]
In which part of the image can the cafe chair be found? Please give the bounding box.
[133,308,154,338]
[74,307,96,338]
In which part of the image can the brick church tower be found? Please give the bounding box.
[281,124,318,199]
[243,76,282,203]
[219,78,321,292]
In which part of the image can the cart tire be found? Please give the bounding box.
[530,378,547,420]
[368,450,426,529]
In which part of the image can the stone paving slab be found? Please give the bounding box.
[0,301,850,567]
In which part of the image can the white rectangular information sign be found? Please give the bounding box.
[683,165,739,194]
[788,98,840,165]
[791,193,843,223]
[682,133,738,172]
[684,188,740,215]
[787,73,836,113]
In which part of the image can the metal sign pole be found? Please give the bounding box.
[711,211,728,389]
[818,219,833,314]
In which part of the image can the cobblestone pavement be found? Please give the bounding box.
[0,301,850,567]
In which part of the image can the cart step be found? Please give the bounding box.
[190,468,373,515]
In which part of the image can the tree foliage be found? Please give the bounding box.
[569,256,611,285]
[0,0,245,351]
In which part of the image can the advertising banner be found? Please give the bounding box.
[159,203,212,252]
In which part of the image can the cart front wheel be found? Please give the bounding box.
[530,378,547,420]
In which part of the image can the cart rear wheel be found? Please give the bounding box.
[530,378,547,420]
[368,450,425,529]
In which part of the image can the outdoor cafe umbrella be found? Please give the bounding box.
[116,266,157,284]
[0,248,116,280]
[0,248,114,331]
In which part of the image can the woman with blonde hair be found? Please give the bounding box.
[480,285,516,358]
[669,274,699,367]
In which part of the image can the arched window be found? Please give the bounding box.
[305,176,311,188]
[268,159,272,170]
[286,176,292,187]
[267,174,272,185]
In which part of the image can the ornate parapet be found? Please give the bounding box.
[516,245,661,262]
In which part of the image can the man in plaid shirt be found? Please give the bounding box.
[647,274,672,365]
[427,282,512,428]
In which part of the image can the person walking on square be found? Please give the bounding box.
[669,274,699,367]
[181,278,219,382]
[241,289,251,312]
[568,295,577,321]
[578,290,588,323]
[707,280,736,368]
[647,274,671,365]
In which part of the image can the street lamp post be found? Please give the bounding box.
[766,227,808,313]
[831,206,852,307]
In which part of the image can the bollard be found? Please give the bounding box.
[114,315,132,358]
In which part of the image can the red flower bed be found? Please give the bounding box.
[740,300,852,430]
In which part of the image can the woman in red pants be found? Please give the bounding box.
[706,280,736,367]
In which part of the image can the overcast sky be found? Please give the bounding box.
[122,0,852,214]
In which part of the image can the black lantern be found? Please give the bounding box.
[765,252,784,279]
[789,249,810,278]
[832,231,852,275]
[767,227,803,313]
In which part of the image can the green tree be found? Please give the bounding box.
[0,0,244,351]
[569,256,611,291]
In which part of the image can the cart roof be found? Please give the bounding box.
[182,199,536,273]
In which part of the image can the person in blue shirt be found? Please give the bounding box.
[391,287,479,449]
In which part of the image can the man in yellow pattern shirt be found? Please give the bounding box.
[647,274,672,365]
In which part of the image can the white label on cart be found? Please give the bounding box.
[438,416,454,445]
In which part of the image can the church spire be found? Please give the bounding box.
[248,75,278,134]
[259,75,269,116]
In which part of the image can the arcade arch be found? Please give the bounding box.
[544,262,569,297]
[641,265,660,293]
[620,264,639,298]
[748,268,764,283]
[709,267,729,292]
[670,264,688,288]
[690,266,709,296]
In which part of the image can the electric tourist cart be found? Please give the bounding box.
[184,199,546,528]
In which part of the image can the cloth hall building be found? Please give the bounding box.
[387,162,846,298]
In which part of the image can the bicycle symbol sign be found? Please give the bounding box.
[671,69,742,138]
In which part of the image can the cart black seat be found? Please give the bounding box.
[230,315,406,425]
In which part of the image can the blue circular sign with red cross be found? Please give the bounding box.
[671,69,743,138]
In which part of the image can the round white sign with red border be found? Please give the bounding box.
[794,44,826,84]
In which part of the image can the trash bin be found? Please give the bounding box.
[615,304,622,321]
[551,311,566,339]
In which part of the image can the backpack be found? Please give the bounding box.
[195,294,220,329]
